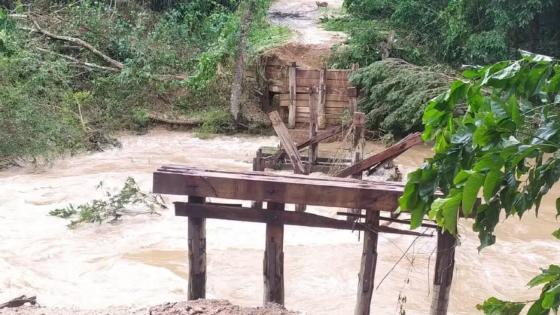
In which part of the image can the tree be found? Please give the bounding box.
[399,53,560,313]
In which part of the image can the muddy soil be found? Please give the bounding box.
[0,300,296,315]
[266,0,346,68]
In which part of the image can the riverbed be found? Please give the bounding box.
[0,129,558,314]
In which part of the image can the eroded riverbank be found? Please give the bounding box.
[1,129,558,314]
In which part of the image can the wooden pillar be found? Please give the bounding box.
[317,66,327,129]
[348,112,366,221]
[252,148,265,209]
[187,196,206,300]
[430,229,456,315]
[348,87,358,114]
[263,201,285,305]
[308,86,319,167]
[355,210,380,315]
[288,62,297,129]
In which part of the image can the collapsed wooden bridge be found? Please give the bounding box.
[153,166,456,315]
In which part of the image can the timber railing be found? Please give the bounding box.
[153,165,456,315]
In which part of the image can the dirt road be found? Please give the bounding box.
[266,0,346,68]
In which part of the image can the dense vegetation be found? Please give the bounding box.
[400,54,560,314]
[339,0,560,66]
[0,0,289,165]
[322,0,560,137]
[349,58,452,137]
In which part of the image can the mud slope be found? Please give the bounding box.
[267,0,346,68]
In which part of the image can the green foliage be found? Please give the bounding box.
[398,54,560,314]
[348,58,452,137]
[478,265,560,315]
[342,0,560,65]
[476,297,525,315]
[400,54,560,247]
[195,109,236,135]
[0,0,286,164]
[50,177,166,228]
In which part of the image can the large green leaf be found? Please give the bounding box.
[462,172,483,216]
[483,170,503,202]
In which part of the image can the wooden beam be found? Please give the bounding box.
[268,111,306,174]
[186,196,206,300]
[269,123,347,163]
[174,203,431,236]
[348,112,366,221]
[252,148,265,209]
[336,132,423,178]
[318,66,327,129]
[355,210,379,315]
[338,212,438,229]
[309,87,319,166]
[264,202,284,305]
[154,167,404,211]
[288,62,297,129]
[430,229,456,315]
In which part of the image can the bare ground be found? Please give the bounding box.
[0,300,297,315]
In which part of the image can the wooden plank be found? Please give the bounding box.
[186,196,206,300]
[271,85,345,95]
[336,132,423,177]
[294,68,350,80]
[348,87,358,113]
[430,229,456,315]
[297,78,348,88]
[355,210,379,315]
[154,167,404,210]
[288,62,297,129]
[278,93,349,102]
[264,201,284,305]
[318,67,327,129]
[268,111,306,174]
[174,203,431,236]
[279,99,350,108]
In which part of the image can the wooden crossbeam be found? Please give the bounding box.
[174,203,431,237]
[269,123,348,163]
[155,166,404,211]
[268,111,306,174]
[336,132,423,178]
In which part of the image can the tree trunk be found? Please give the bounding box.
[230,1,254,124]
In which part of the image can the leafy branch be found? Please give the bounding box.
[399,53,560,314]
[49,177,167,228]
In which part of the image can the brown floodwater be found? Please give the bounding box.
[0,129,558,314]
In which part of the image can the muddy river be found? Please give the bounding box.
[0,129,558,314]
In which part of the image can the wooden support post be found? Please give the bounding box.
[308,86,318,167]
[317,66,327,129]
[288,62,297,129]
[348,87,358,114]
[187,196,206,300]
[430,229,456,315]
[348,112,366,221]
[355,210,380,315]
[264,201,285,305]
[252,148,264,209]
